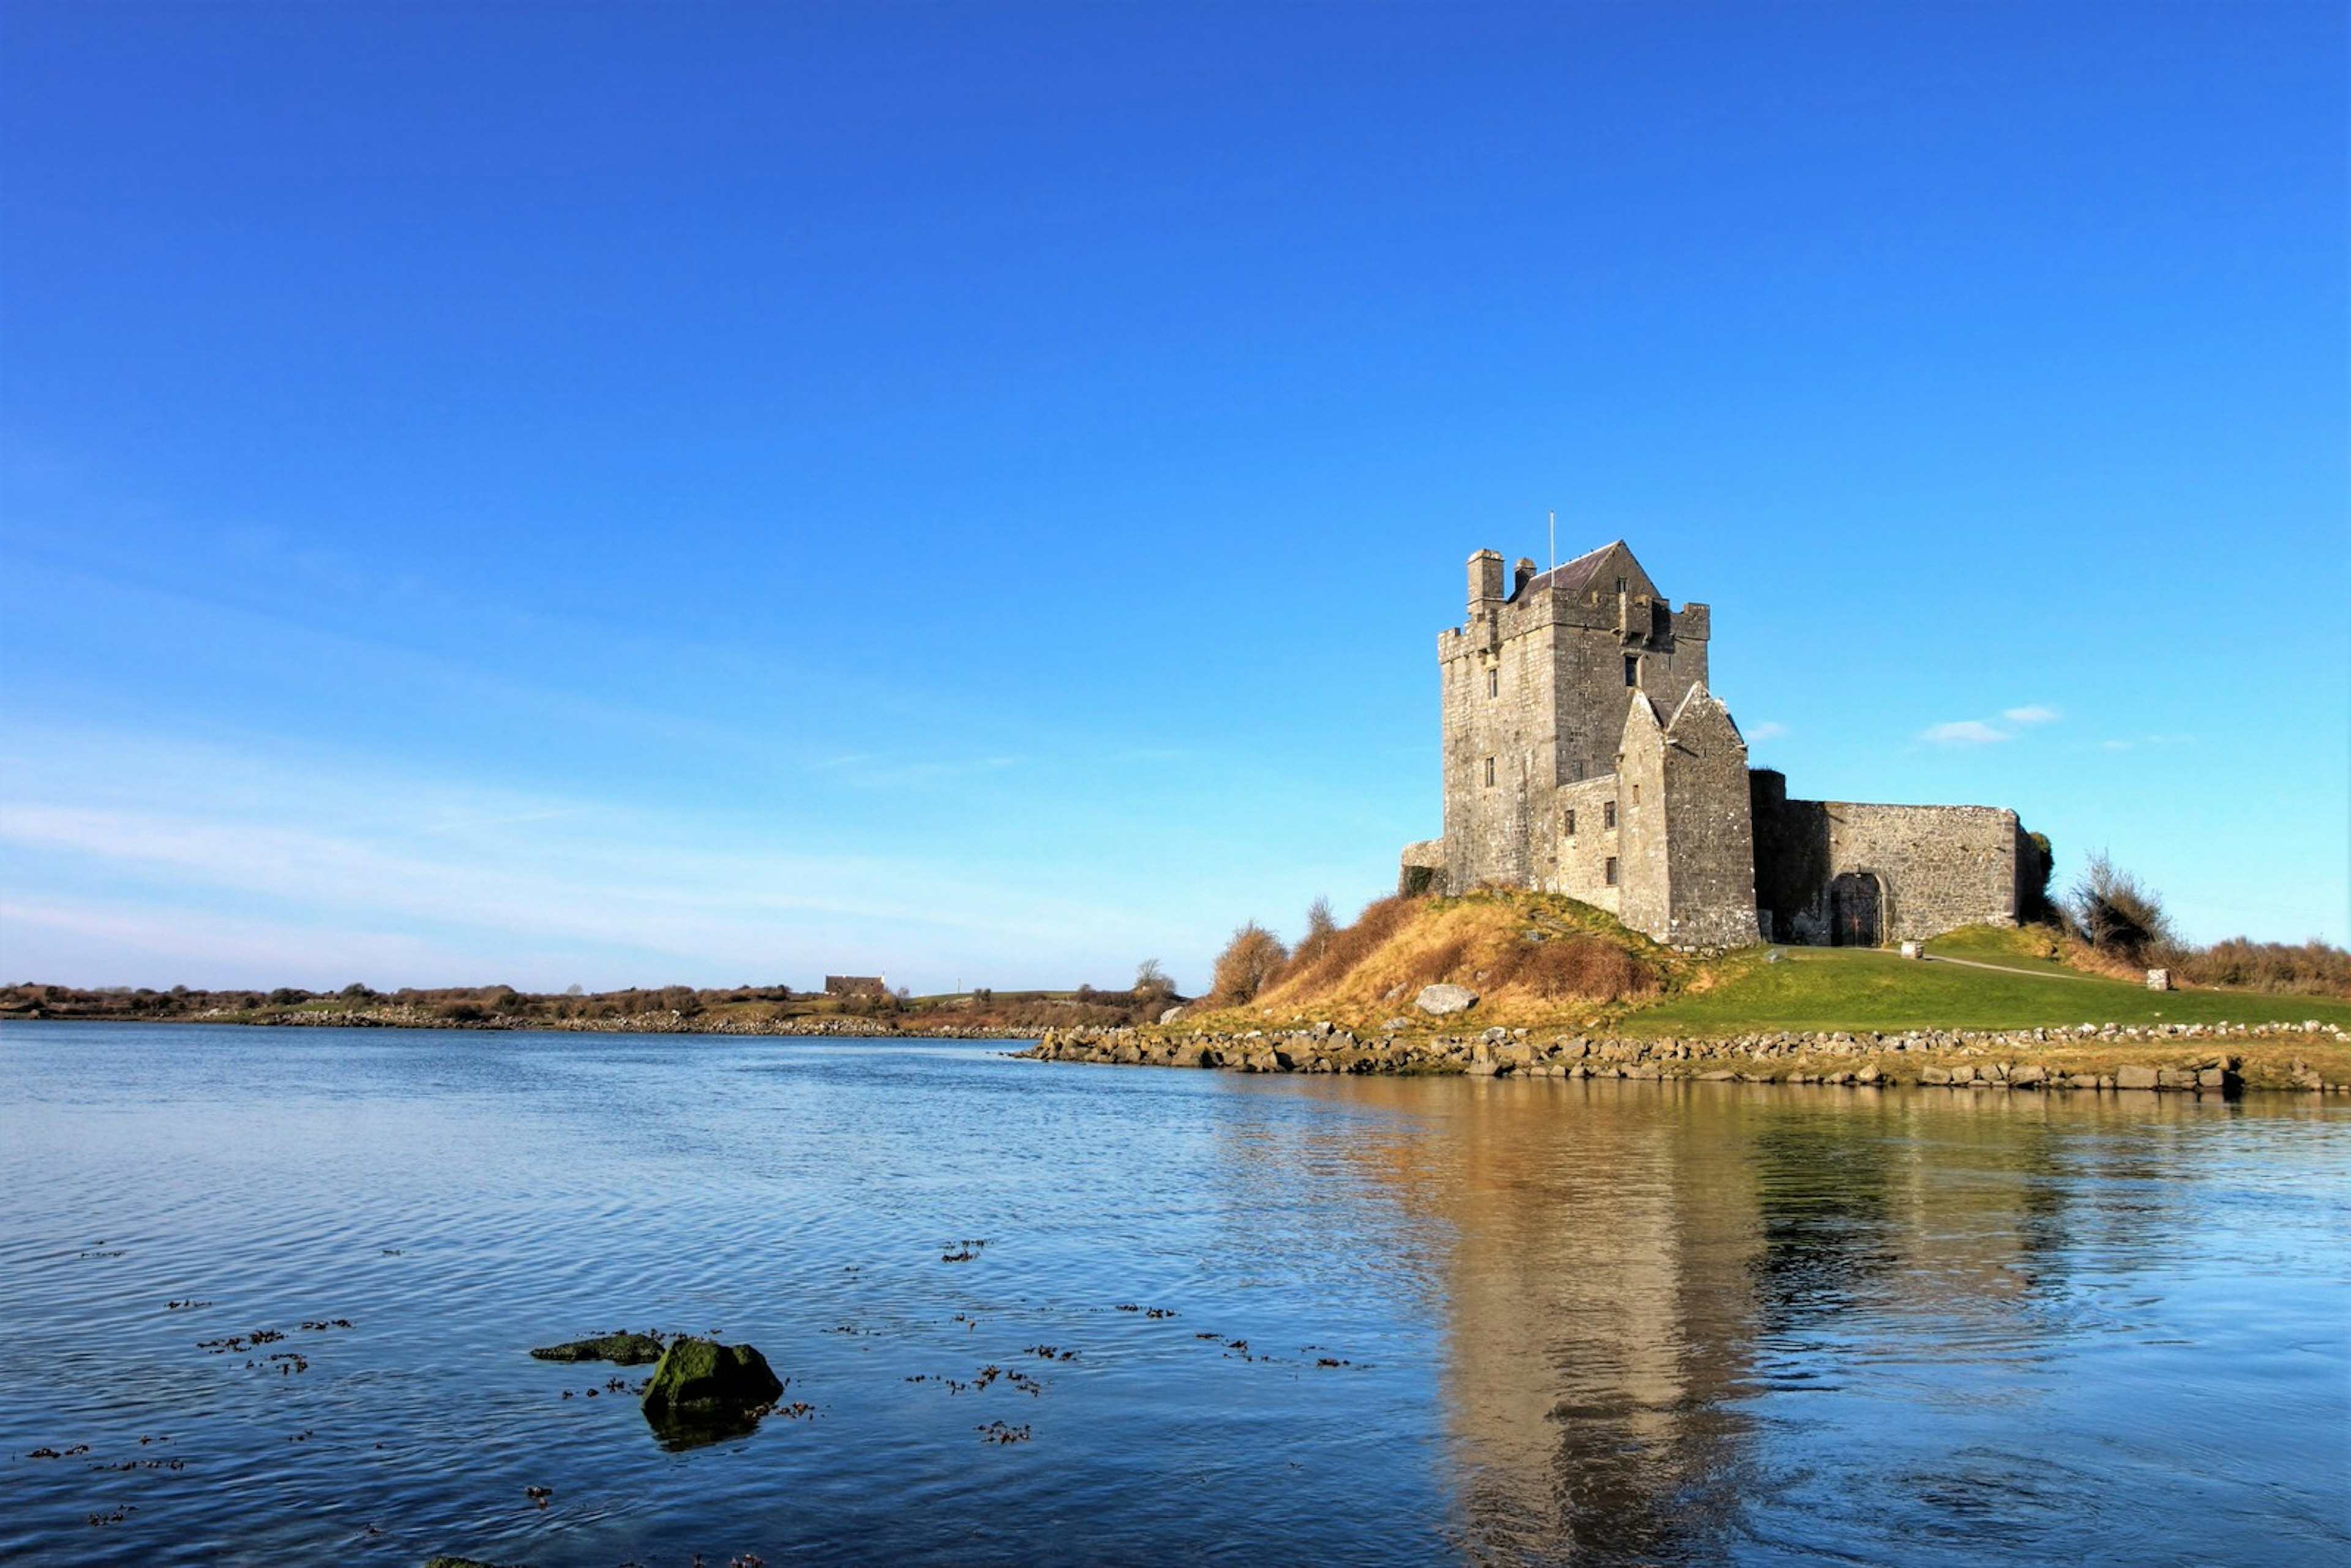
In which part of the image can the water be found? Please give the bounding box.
[1,1022,2345,1567]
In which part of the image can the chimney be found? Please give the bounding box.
[1514,557,1537,597]
[1468,549,1505,617]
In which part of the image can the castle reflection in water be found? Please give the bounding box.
[1249,1077,2259,1566]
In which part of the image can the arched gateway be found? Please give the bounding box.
[1828,872,1884,947]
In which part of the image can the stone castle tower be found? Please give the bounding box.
[1402,539,2040,950]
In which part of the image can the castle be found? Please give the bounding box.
[1398,541,2045,949]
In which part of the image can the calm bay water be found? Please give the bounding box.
[1,1022,2345,1567]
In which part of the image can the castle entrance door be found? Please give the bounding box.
[1828,873,1883,947]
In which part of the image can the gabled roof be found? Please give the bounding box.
[1512,539,1656,602]
[1664,682,1746,751]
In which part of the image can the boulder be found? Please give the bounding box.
[641,1338,783,1438]
[531,1332,664,1366]
[1415,984,1478,1017]
[2115,1065,2160,1090]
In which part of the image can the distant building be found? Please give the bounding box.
[825,975,888,998]
[1402,541,2045,949]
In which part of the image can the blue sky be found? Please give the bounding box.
[3,0,2343,992]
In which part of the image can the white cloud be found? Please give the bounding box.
[2003,705,2059,725]
[0,730,1165,991]
[1922,720,2011,746]
[1745,721,1789,742]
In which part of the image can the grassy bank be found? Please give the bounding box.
[1205,890,2351,1040]
[1617,945,2351,1037]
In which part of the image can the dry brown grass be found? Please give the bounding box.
[1247,890,1670,1024]
[2170,937,2351,999]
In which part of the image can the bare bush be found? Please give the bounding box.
[2170,937,2351,999]
[2068,852,2173,958]
[1210,921,1290,1002]
[1290,896,1339,969]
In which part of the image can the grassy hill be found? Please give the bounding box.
[1199,891,2351,1038]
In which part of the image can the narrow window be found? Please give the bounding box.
[1487,667,1498,698]
[1563,808,1577,837]
[1632,784,1640,805]
[1615,576,1627,594]
[1603,800,1617,830]
[1604,857,1619,887]
[1484,757,1496,788]
[1624,655,1638,687]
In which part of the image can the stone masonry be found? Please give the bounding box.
[1412,539,2036,949]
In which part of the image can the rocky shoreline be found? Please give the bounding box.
[1020,1018,2351,1093]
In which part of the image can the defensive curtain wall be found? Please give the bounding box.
[1412,540,2034,950]
[1749,772,2041,946]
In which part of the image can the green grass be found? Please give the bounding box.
[1619,943,2351,1037]
[1921,924,2077,974]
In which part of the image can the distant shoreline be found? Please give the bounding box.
[0,1007,1037,1040]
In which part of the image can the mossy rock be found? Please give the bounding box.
[529,1332,664,1365]
[640,1337,783,1440]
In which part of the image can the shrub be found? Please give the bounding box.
[2169,937,2351,999]
[2068,852,2172,958]
[1506,936,1658,1002]
[1210,921,1290,1002]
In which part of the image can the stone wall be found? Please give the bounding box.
[1752,786,2024,943]
[1828,803,2022,940]
[1398,839,1449,897]
[1616,696,1671,939]
[1655,689,1761,948]
[1548,775,1624,913]
[1026,1019,2351,1093]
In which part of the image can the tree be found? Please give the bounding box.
[1133,958,1173,1000]
[2019,831,2060,926]
[1210,921,1290,1003]
[2068,851,2173,958]
[1292,896,1338,967]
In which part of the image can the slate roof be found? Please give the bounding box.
[1512,539,1630,601]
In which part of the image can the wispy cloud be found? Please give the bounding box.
[1922,719,2011,746]
[1924,704,2062,746]
[1745,721,1789,743]
[0,730,1158,991]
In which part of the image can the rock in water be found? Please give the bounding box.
[641,1337,783,1440]
[1414,983,1478,1016]
[530,1332,664,1365]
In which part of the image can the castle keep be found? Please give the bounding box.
[1400,541,2043,949]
